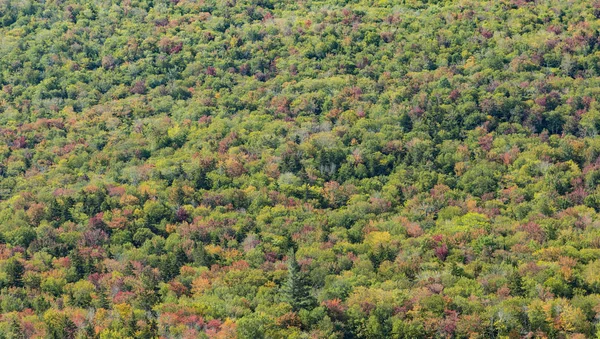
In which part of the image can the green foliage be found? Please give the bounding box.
[282,249,315,312]
[44,311,77,339]
[3,258,24,288]
[0,0,599,337]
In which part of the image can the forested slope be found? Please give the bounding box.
[1,0,600,337]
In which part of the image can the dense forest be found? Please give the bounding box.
[1,0,600,337]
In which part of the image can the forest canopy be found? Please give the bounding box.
[1,0,600,338]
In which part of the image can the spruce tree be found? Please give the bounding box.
[126,311,138,338]
[7,316,23,339]
[97,288,110,310]
[282,249,315,311]
[83,320,97,339]
[5,257,24,287]
[508,269,525,296]
[139,316,159,339]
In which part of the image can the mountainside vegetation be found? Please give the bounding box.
[2,0,600,337]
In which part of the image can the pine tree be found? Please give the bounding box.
[126,311,138,338]
[7,316,23,339]
[192,243,211,266]
[139,268,160,311]
[508,269,525,296]
[175,247,189,267]
[159,253,179,281]
[82,320,97,339]
[68,250,86,280]
[44,312,77,339]
[5,257,24,287]
[97,288,110,309]
[282,249,315,311]
[139,316,159,339]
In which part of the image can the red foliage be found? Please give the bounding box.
[168,281,189,297]
[440,310,458,336]
[322,299,347,319]
[130,80,146,94]
[276,312,302,328]
[169,42,183,54]
[12,136,27,149]
[206,319,222,331]
[478,134,493,152]
[107,185,126,197]
[518,222,545,243]
[206,66,217,76]
[434,244,449,261]
[480,28,493,39]
[359,300,376,315]
[218,132,238,154]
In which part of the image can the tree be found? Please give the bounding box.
[282,249,315,311]
[4,258,24,287]
[96,288,111,310]
[5,315,23,339]
[237,313,268,339]
[82,320,98,339]
[126,311,138,338]
[67,280,95,308]
[507,269,525,297]
[43,311,77,339]
[138,316,158,339]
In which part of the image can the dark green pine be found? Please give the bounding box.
[282,249,315,312]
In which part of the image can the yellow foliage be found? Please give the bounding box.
[138,183,157,197]
[205,244,222,255]
[464,56,476,69]
[165,223,177,233]
[192,277,211,295]
[583,260,600,286]
[365,231,392,247]
[114,303,133,320]
[119,194,139,206]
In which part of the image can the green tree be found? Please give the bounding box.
[282,249,315,311]
[44,311,77,339]
[4,258,24,287]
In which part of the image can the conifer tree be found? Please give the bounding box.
[282,249,315,311]
[508,269,525,297]
[7,316,23,339]
[97,288,110,310]
[5,257,24,287]
[139,316,159,339]
[82,320,97,339]
[126,311,138,338]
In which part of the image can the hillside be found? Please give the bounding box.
[2,0,600,337]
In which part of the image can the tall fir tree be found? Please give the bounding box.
[97,288,110,310]
[5,257,24,287]
[7,316,23,339]
[508,269,525,297]
[282,249,315,311]
[126,311,138,338]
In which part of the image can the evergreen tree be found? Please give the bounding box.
[81,320,97,339]
[5,258,24,287]
[32,295,51,314]
[508,269,525,297]
[44,312,77,339]
[139,316,159,339]
[191,243,211,266]
[139,268,160,311]
[159,253,180,281]
[126,311,138,338]
[68,250,86,281]
[175,247,189,267]
[6,316,23,339]
[282,249,315,311]
[97,288,110,310]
